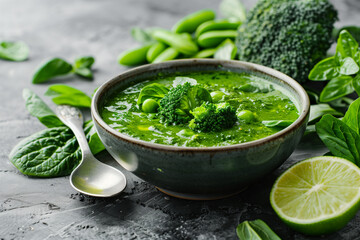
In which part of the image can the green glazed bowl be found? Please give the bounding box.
[91,59,309,200]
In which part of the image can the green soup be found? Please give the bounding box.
[101,71,299,147]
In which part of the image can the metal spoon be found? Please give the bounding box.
[56,105,126,197]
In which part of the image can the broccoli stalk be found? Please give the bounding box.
[189,102,237,132]
[158,82,212,125]
[236,0,338,83]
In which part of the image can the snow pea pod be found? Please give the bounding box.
[146,42,167,62]
[197,30,238,48]
[172,9,216,34]
[195,19,241,37]
[118,44,152,66]
[192,48,217,58]
[152,29,198,55]
[152,47,179,63]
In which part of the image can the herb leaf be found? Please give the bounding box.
[214,39,237,60]
[342,98,360,135]
[22,89,64,128]
[335,30,359,62]
[236,219,281,240]
[319,76,354,102]
[74,67,93,79]
[45,84,92,108]
[220,0,246,22]
[73,56,95,79]
[316,114,360,166]
[262,120,294,128]
[308,57,340,81]
[137,83,169,107]
[0,41,29,61]
[9,127,82,177]
[32,58,73,84]
[339,57,359,75]
[309,104,343,124]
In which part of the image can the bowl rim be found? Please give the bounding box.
[91,59,310,152]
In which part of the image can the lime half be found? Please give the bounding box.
[270,156,360,235]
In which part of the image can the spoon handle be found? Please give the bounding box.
[56,105,92,157]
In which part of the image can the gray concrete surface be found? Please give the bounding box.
[1,0,360,239]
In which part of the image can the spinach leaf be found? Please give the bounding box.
[137,83,169,106]
[236,219,280,240]
[172,77,197,87]
[84,120,105,155]
[0,41,29,61]
[342,98,360,134]
[337,26,360,44]
[319,76,354,102]
[309,104,343,124]
[316,114,360,166]
[22,89,64,128]
[214,39,237,60]
[339,57,359,75]
[220,0,246,22]
[335,30,359,62]
[32,58,73,84]
[131,27,154,44]
[352,73,360,96]
[308,57,340,81]
[262,120,294,128]
[73,56,95,79]
[9,127,82,177]
[9,120,105,177]
[45,84,92,108]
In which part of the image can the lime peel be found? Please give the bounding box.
[270,156,360,235]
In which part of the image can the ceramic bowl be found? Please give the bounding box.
[91,59,309,200]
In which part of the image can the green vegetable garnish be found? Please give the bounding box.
[236,219,281,240]
[45,84,92,108]
[0,41,29,61]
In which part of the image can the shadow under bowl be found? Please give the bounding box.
[91,59,310,200]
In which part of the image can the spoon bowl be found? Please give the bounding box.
[57,105,126,197]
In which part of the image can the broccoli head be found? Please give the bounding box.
[158,82,212,125]
[189,102,237,132]
[236,0,338,83]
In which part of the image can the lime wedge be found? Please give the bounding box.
[270,156,360,235]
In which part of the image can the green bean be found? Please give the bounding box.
[118,44,152,66]
[142,99,159,113]
[146,42,167,62]
[237,110,255,123]
[152,47,179,63]
[172,9,216,33]
[197,30,238,48]
[192,48,217,58]
[152,29,198,55]
[195,19,241,38]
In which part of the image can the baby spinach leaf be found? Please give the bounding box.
[262,120,294,128]
[73,56,94,69]
[220,0,246,22]
[137,83,169,106]
[172,77,197,87]
[337,26,360,44]
[309,104,343,124]
[319,76,354,102]
[308,57,340,81]
[131,27,154,44]
[236,219,281,240]
[32,58,73,84]
[84,120,105,155]
[73,56,95,79]
[316,114,360,166]
[45,84,92,108]
[335,30,359,62]
[342,98,360,134]
[339,57,359,75]
[214,39,237,60]
[0,41,29,61]
[9,127,82,177]
[22,89,64,128]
